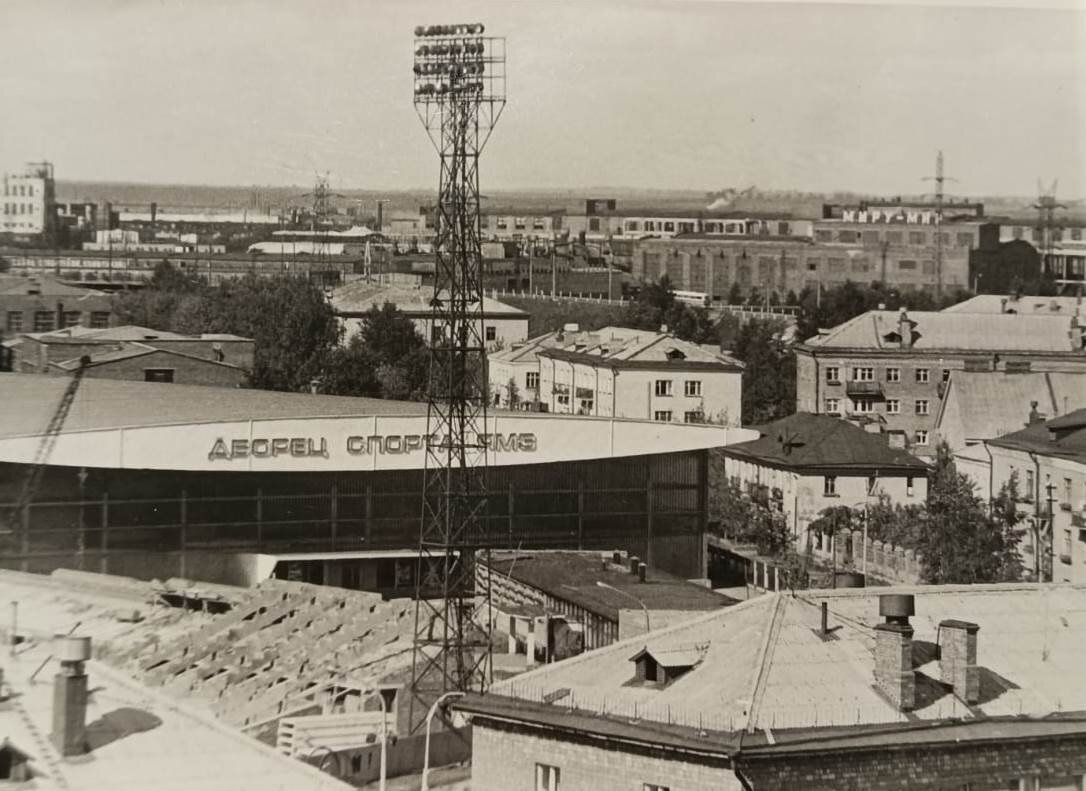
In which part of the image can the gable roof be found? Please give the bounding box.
[803,310,1083,354]
[49,342,246,372]
[988,407,1086,465]
[0,274,108,298]
[943,294,1086,316]
[462,584,1086,740]
[719,412,928,473]
[935,371,1086,447]
[25,325,252,344]
[535,326,743,371]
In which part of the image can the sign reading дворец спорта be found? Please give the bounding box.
[207,432,538,461]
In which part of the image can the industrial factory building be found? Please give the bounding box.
[0,374,756,586]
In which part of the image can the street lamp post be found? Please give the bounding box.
[421,691,465,791]
[596,581,650,635]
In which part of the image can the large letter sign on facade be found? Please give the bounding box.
[208,433,537,462]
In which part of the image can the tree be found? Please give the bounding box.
[732,319,795,425]
[726,283,744,306]
[917,443,1022,584]
[320,303,430,401]
[505,377,520,409]
[620,276,718,344]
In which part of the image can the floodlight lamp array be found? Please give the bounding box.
[413,27,498,99]
[414,23,485,37]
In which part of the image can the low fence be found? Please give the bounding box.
[816,530,924,585]
[487,288,629,305]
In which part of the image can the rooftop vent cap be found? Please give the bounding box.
[878,593,914,624]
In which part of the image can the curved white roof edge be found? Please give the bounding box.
[0,413,757,473]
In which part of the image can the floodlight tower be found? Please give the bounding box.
[408,22,506,728]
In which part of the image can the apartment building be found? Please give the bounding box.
[529,326,743,424]
[1,275,114,336]
[715,413,929,542]
[459,586,1086,791]
[481,208,564,241]
[795,308,1086,456]
[958,408,1086,583]
[1,162,56,238]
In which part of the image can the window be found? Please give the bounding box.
[886,230,903,244]
[431,325,443,344]
[525,371,539,390]
[862,230,880,245]
[915,399,930,415]
[867,476,878,495]
[644,221,655,232]
[684,380,702,397]
[915,368,929,384]
[828,258,846,273]
[942,369,951,383]
[886,399,900,414]
[825,366,840,384]
[851,367,874,382]
[484,326,496,342]
[535,764,560,791]
[914,430,929,445]
[589,218,600,232]
[852,398,874,414]
[898,259,917,271]
[645,785,671,791]
[626,220,640,232]
[5,311,22,332]
[906,476,915,497]
[62,311,81,328]
[683,411,701,423]
[554,383,570,407]
[1026,469,1036,498]
[1064,478,1073,509]
[836,230,857,243]
[956,233,974,247]
[654,410,672,422]
[144,369,175,383]
[663,222,674,232]
[33,311,55,332]
[824,476,837,496]
[654,379,673,397]
[90,311,110,329]
[908,231,926,245]
[886,367,900,383]
[825,397,841,414]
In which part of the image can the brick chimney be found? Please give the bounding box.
[897,309,912,349]
[939,620,979,704]
[1027,400,1044,426]
[51,635,91,756]
[874,594,915,711]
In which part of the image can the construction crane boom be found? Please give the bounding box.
[5,357,91,549]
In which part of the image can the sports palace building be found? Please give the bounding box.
[0,374,755,592]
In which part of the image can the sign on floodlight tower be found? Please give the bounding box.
[408,22,506,730]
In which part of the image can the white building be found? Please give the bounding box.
[715,412,930,546]
[956,408,1086,584]
[1,162,55,236]
[517,325,743,424]
[331,281,529,350]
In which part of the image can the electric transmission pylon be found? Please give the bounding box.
[407,22,506,730]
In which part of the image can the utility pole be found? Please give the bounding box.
[527,236,533,293]
[922,151,957,301]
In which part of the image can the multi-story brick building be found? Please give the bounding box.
[795,308,1086,456]
[459,585,1086,791]
[957,408,1086,584]
[715,413,929,545]
[628,200,997,301]
[9,324,254,386]
[0,275,115,337]
[528,326,743,425]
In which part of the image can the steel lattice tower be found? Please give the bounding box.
[408,23,506,729]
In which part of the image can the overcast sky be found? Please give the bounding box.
[1,0,1083,197]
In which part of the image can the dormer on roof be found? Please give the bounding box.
[628,643,708,686]
[666,348,686,361]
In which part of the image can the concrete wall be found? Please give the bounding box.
[471,720,742,791]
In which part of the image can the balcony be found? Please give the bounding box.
[1072,512,1086,529]
[845,381,884,397]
